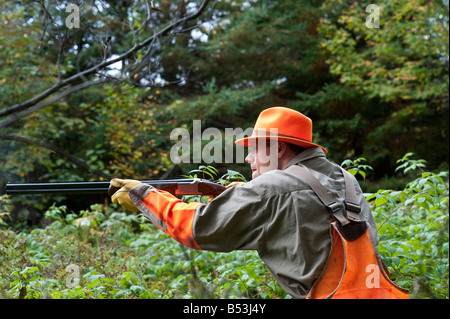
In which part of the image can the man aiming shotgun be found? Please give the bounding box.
[111,106,409,299]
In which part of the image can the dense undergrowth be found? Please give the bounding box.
[0,204,285,299]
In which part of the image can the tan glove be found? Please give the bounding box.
[110,178,142,212]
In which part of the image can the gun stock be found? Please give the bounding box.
[5,178,226,197]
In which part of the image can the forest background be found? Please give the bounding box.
[0,0,448,299]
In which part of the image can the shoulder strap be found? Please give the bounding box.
[285,165,368,241]
[285,165,351,226]
[339,167,362,223]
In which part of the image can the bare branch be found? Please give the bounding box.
[0,79,109,128]
[0,0,212,121]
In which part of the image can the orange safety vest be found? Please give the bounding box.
[286,165,409,299]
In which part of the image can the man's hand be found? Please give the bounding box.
[110,178,142,212]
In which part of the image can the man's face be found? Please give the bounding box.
[245,139,279,180]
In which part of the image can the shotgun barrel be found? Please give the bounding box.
[5,178,226,197]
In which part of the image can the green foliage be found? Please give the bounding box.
[184,165,247,184]
[367,158,449,298]
[295,0,449,173]
[0,203,286,299]
[395,152,427,175]
[341,157,373,179]
[318,0,448,103]
[0,3,51,109]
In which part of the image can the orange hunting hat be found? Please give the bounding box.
[235,106,327,154]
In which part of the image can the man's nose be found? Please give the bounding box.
[245,152,253,163]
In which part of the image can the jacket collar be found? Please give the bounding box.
[283,147,326,170]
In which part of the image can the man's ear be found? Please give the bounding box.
[278,141,288,158]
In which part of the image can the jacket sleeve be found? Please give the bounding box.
[129,180,269,252]
[129,184,205,250]
[191,182,269,252]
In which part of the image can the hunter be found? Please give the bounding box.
[110,106,408,299]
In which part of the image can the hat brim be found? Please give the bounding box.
[235,135,327,154]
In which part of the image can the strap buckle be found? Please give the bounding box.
[344,200,361,214]
[344,200,361,222]
[327,201,350,226]
[326,201,341,213]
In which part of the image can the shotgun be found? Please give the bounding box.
[5,178,226,197]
